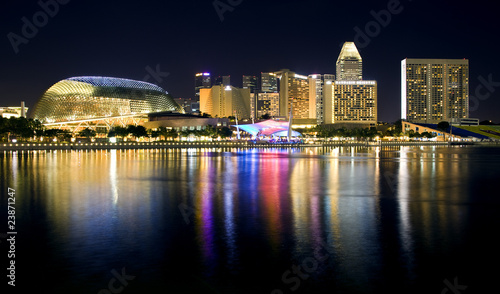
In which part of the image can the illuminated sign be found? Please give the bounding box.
[335,80,376,85]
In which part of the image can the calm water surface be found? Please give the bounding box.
[1,146,499,293]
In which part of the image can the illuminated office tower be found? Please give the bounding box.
[195,72,211,98]
[275,69,310,119]
[324,80,377,126]
[261,72,278,92]
[223,75,230,86]
[243,75,259,119]
[199,85,251,119]
[256,92,280,118]
[401,58,469,124]
[215,75,231,86]
[243,75,259,92]
[336,42,362,81]
[309,74,335,124]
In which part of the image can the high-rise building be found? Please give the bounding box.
[174,98,199,114]
[242,75,259,92]
[323,43,377,126]
[275,69,310,119]
[309,74,335,124]
[324,80,377,126]
[195,72,211,98]
[261,72,278,92]
[199,85,251,119]
[336,42,362,81]
[243,75,259,119]
[215,75,231,86]
[401,58,469,124]
[256,92,280,118]
[223,75,231,86]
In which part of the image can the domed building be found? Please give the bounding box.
[30,76,184,131]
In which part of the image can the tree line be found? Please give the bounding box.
[1,116,440,143]
[0,117,234,142]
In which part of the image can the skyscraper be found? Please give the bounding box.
[309,74,334,124]
[215,75,231,86]
[324,80,377,125]
[256,92,280,118]
[401,58,469,124]
[275,69,310,119]
[323,43,377,126]
[261,72,278,92]
[195,72,211,98]
[242,75,259,119]
[242,75,259,92]
[336,42,362,81]
[199,85,251,119]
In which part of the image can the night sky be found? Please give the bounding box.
[1,0,499,123]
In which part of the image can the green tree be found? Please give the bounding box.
[149,129,161,139]
[167,128,178,140]
[113,126,130,138]
[180,129,192,138]
[158,127,178,140]
[78,128,96,139]
[201,125,217,138]
[261,113,271,120]
[44,129,60,141]
[406,129,416,138]
[127,125,148,139]
[437,121,450,131]
[108,129,117,138]
[0,117,8,141]
[6,117,35,140]
[393,119,403,136]
[96,128,108,135]
[218,126,233,138]
[59,130,72,142]
[420,131,435,138]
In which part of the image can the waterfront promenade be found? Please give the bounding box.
[0,140,485,151]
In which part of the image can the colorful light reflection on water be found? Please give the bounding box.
[1,146,499,293]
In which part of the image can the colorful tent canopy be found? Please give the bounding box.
[232,120,302,137]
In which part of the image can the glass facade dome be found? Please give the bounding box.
[30,76,184,123]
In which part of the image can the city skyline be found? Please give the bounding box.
[1,0,499,123]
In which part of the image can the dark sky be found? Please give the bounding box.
[1,0,499,123]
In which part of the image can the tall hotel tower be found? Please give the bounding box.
[309,74,335,124]
[336,42,363,81]
[255,73,280,119]
[199,85,251,119]
[195,73,212,99]
[324,42,377,126]
[401,58,469,124]
[275,69,310,119]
